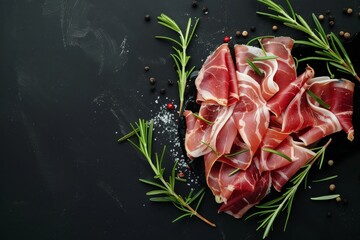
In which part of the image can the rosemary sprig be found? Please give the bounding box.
[246,59,264,76]
[257,0,359,82]
[246,139,331,239]
[156,14,199,115]
[127,119,216,227]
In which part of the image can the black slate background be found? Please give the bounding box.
[1,1,360,240]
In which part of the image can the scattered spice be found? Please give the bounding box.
[168,79,174,86]
[242,30,249,37]
[339,31,344,36]
[346,8,353,15]
[160,88,166,95]
[236,30,241,37]
[329,184,336,191]
[325,9,331,15]
[167,102,174,110]
[223,36,231,43]
[328,20,335,27]
[328,15,335,21]
[272,25,278,31]
[144,14,151,22]
[318,14,324,21]
[344,32,351,39]
[177,171,184,178]
[192,1,198,8]
[327,211,332,218]
[202,6,209,15]
[336,196,342,202]
[149,77,156,85]
[327,159,334,166]
[144,66,150,71]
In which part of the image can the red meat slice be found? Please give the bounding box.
[195,43,239,106]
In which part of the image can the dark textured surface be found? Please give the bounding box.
[1,1,360,239]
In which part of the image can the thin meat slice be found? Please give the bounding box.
[261,37,297,92]
[234,44,278,101]
[184,104,234,158]
[271,140,315,192]
[307,77,355,141]
[232,72,270,170]
[195,43,239,106]
[254,128,289,173]
[218,164,271,218]
[267,66,314,117]
[281,77,343,145]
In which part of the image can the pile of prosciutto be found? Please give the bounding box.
[184,37,354,218]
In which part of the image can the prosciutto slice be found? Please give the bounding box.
[184,36,354,219]
[195,43,239,106]
[234,44,278,100]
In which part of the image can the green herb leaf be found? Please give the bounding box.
[310,194,340,201]
[246,59,264,76]
[312,175,338,183]
[306,89,331,110]
[262,147,292,162]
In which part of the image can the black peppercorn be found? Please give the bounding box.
[202,6,209,14]
[144,14,151,22]
[168,79,174,86]
[250,26,256,32]
[329,20,335,27]
[149,77,156,85]
[192,1,198,8]
[325,10,331,15]
[160,88,166,94]
[236,30,241,37]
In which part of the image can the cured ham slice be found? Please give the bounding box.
[267,66,314,117]
[195,43,239,106]
[184,104,234,158]
[261,37,297,92]
[184,36,354,220]
[234,44,278,100]
[306,77,355,141]
[218,164,271,218]
[271,140,315,192]
[232,72,270,170]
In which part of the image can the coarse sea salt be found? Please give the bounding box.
[150,98,200,187]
